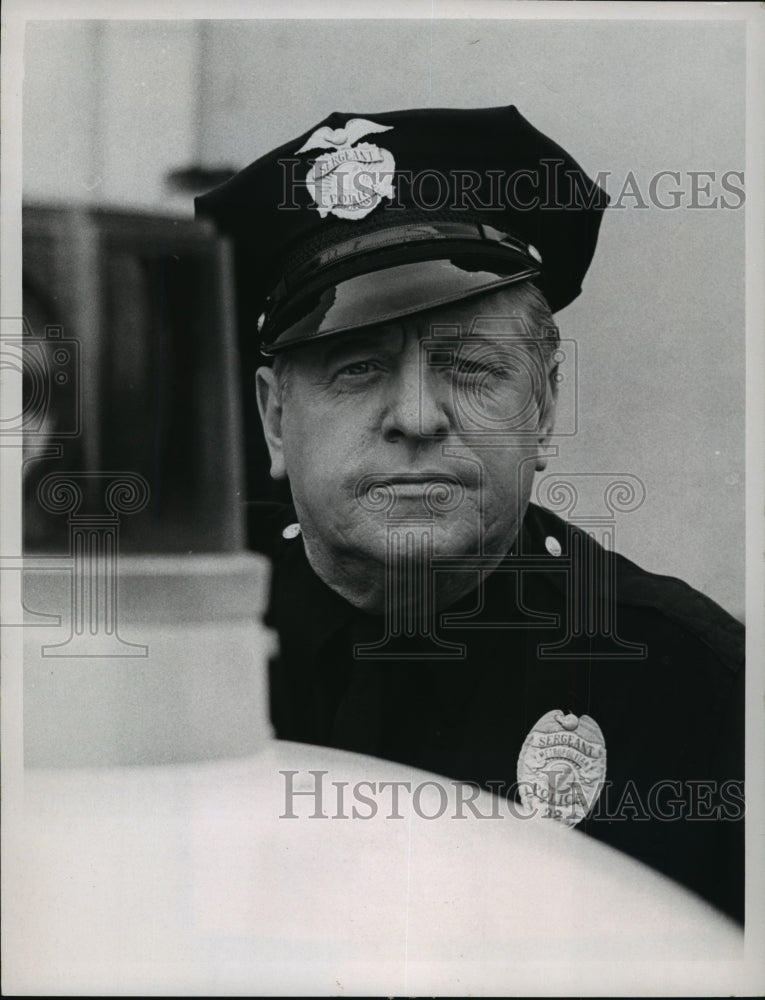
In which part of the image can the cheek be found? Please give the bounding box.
[455,380,542,437]
[480,446,539,505]
[494,383,541,429]
[280,398,374,492]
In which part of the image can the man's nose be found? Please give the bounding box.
[380,359,450,443]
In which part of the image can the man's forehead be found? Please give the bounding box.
[300,296,539,362]
[321,324,404,361]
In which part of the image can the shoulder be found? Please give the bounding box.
[524,503,744,676]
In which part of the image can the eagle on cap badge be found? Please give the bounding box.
[296,118,396,221]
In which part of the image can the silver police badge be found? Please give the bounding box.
[517,710,607,828]
[296,118,396,220]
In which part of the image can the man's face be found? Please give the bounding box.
[256,293,557,611]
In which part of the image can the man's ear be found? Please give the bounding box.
[534,366,559,473]
[255,366,287,480]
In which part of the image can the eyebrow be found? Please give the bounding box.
[320,326,404,367]
[457,348,524,368]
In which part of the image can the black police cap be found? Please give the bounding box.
[195,104,608,355]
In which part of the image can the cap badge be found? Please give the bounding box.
[517,710,606,828]
[296,118,396,221]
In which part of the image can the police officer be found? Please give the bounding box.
[196,105,744,922]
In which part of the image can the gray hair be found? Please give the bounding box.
[486,279,560,364]
[479,280,560,423]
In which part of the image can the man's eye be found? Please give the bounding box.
[336,359,382,377]
[454,360,514,380]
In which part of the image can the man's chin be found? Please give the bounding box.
[307,512,514,613]
[339,523,483,565]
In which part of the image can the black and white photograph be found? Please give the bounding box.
[2,1,764,995]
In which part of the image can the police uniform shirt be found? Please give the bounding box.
[250,501,745,924]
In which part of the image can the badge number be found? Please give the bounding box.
[517,710,607,828]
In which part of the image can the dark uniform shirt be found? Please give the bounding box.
[250,501,745,922]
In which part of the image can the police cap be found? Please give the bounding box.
[195,104,609,355]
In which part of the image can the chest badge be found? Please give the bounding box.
[517,710,607,828]
[296,118,396,220]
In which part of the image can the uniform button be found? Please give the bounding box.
[282,523,301,539]
[545,535,562,557]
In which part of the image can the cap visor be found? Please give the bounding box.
[263,256,539,354]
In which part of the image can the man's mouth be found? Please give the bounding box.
[386,472,457,485]
[354,472,469,513]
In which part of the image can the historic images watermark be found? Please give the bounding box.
[35,471,150,657]
[2,314,150,654]
[278,160,746,213]
[1,317,81,440]
[279,769,746,824]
